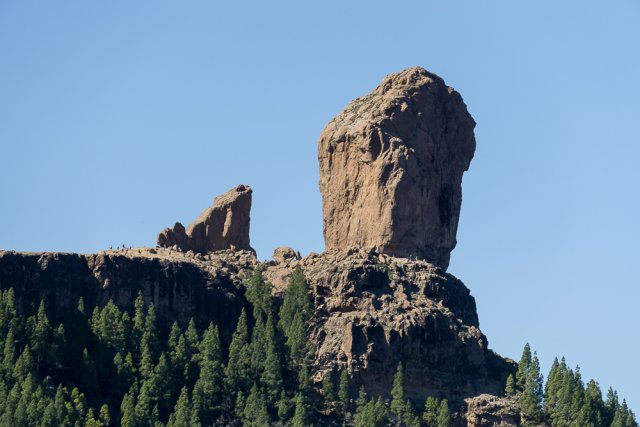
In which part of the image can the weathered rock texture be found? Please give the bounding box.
[264,248,514,402]
[0,248,257,343]
[464,394,520,427]
[318,67,476,270]
[158,184,254,254]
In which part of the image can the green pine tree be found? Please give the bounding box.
[436,399,451,427]
[355,396,390,427]
[260,313,283,400]
[243,383,270,427]
[291,392,311,427]
[505,373,516,396]
[297,363,312,402]
[516,343,532,391]
[423,396,439,427]
[224,309,252,396]
[277,390,292,421]
[520,351,544,424]
[338,368,351,411]
[167,386,191,427]
[194,323,224,419]
[322,368,336,407]
[279,266,312,364]
[390,363,406,418]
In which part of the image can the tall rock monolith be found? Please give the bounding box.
[318,67,476,270]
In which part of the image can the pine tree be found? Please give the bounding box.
[243,384,270,427]
[260,313,283,400]
[516,343,532,390]
[132,293,145,347]
[520,351,544,424]
[322,368,336,407]
[30,300,51,371]
[183,319,200,387]
[605,387,621,425]
[505,373,516,396]
[423,396,439,427]
[354,396,390,427]
[297,363,312,402]
[245,270,273,324]
[194,323,223,418]
[356,386,367,408]
[291,392,310,427]
[390,363,406,418]
[277,390,292,421]
[153,352,173,418]
[338,368,351,410]
[167,386,191,427]
[99,404,111,427]
[279,266,312,364]
[436,399,451,427]
[574,379,604,427]
[224,309,251,396]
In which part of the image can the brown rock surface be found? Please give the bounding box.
[465,394,521,427]
[318,67,476,270]
[272,246,301,264]
[158,184,254,254]
[264,248,514,402]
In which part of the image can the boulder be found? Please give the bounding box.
[272,246,301,264]
[465,394,520,426]
[318,67,476,270]
[158,184,254,254]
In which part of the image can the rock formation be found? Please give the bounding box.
[157,184,254,254]
[318,67,476,270]
[264,248,513,402]
[464,394,520,426]
[272,246,301,264]
[0,248,257,343]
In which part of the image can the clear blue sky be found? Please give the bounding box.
[1,0,639,411]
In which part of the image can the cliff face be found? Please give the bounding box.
[0,248,255,343]
[266,248,513,402]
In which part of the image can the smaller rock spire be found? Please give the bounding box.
[157,184,254,253]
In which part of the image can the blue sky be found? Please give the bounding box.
[1,1,639,411]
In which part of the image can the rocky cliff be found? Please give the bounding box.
[318,67,476,270]
[0,248,255,344]
[0,246,513,402]
[265,248,513,404]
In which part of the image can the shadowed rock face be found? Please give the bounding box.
[318,67,476,270]
[0,249,256,342]
[158,185,254,254]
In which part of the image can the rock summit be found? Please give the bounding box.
[318,67,476,270]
